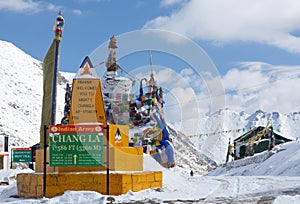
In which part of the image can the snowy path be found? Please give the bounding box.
[115,175,300,203]
[1,174,300,203]
[196,176,300,203]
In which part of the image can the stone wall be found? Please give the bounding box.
[17,171,162,198]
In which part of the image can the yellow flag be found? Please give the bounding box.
[40,40,58,149]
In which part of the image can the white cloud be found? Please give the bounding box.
[72,9,83,15]
[221,62,300,113]
[161,61,300,130]
[0,0,61,13]
[0,0,39,12]
[132,62,300,134]
[160,0,186,7]
[77,0,110,2]
[222,68,267,91]
[145,0,300,54]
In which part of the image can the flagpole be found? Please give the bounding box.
[51,11,64,125]
[150,50,153,75]
[51,40,59,125]
[40,12,65,149]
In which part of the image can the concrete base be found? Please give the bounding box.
[35,146,144,173]
[17,171,162,198]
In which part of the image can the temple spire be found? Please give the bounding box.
[106,35,119,72]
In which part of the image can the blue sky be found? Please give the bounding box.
[1,0,179,73]
[1,0,300,123]
[1,0,300,74]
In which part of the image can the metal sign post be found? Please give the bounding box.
[105,125,110,195]
[43,125,48,198]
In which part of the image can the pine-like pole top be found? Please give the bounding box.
[54,11,65,41]
[108,35,117,49]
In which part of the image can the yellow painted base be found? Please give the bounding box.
[17,171,162,198]
[35,146,143,172]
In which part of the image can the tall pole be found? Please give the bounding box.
[51,40,59,125]
[51,11,64,125]
[40,12,65,149]
[106,125,110,195]
[150,50,153,75]
[43,125,47,197]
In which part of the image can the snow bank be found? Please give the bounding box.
[143,154,164,171]
[207,141,300,176]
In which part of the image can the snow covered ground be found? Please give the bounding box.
[1,141,300,203]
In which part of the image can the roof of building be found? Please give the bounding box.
[234,126,293,143]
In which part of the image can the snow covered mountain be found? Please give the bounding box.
[0,40,299,173]
[0,40,71,147]
[183,108,300,166]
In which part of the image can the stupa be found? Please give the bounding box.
[16,15,162,198]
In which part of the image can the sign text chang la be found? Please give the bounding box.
[49,124,104,167]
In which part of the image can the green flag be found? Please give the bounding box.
[40,40,58,149]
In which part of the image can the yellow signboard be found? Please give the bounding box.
[109,124,129,147]
[69,79,107,125]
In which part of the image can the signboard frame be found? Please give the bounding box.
[49,124,104,167]
[12,148,32,162]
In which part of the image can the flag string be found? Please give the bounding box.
[181,126,255,139]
